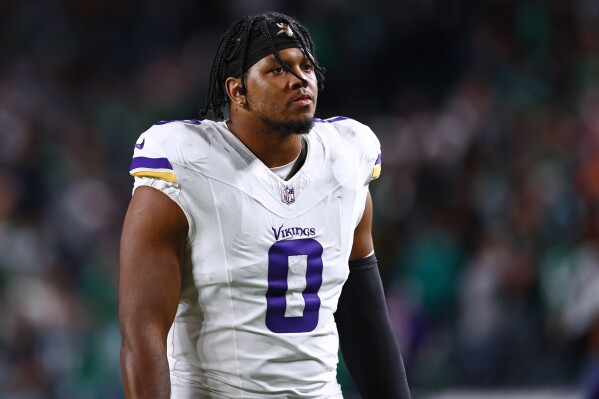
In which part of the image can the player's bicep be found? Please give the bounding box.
[349,191,374,261]
[119,186,189,341]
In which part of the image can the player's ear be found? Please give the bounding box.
[225,77,246,106]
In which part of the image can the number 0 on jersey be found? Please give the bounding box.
[266,239,324,333]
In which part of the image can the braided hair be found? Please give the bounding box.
[199,12,326,120]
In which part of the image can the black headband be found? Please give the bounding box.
[225,20,304,78]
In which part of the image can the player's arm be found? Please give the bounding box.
[119,186,188,399]
[335,191,411,399]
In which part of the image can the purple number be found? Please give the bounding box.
[266,238,323,333]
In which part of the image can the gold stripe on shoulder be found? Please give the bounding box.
[370,164,381,180]
[131,170,178,183]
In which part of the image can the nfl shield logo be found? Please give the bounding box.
[280,185,295,204]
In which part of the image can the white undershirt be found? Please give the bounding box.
[269,152,301,180]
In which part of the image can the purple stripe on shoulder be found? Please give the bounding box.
[375,154,382,165]
[154,119,201,125]
[314,116,349,123]
[130,157,173,171]
[326,116,348,123]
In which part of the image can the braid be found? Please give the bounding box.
[199,18,249,120]
[237,17,258,97]
[199,12,326,121]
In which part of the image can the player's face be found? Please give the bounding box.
[244,47,318,135]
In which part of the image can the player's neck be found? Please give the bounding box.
[226,118,303,168]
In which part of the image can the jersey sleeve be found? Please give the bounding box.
[322,116,382,186]
[130,127,179,184]
[357,122,382,185]
[370,151,382,182]
[128,124,194,236]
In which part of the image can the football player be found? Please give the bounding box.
[119,11,410,399]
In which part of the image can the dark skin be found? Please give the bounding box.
[119,186,188,398]
[225,47,318,168]
[119,47,375,398]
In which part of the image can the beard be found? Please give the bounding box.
[260,116,314,136]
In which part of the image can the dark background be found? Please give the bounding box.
[2,0,599,397]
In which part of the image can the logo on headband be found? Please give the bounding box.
[276,22,294,37]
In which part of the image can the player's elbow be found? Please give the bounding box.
[120,326,169,383]
[120,319,168,355]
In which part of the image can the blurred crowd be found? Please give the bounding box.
[2,0,599,397]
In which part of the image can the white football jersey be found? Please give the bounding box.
[129,117,381,398]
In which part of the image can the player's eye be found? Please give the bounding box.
[271,66,284,74]
[303,62,314,72]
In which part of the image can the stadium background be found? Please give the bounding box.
[1,0,599,397]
